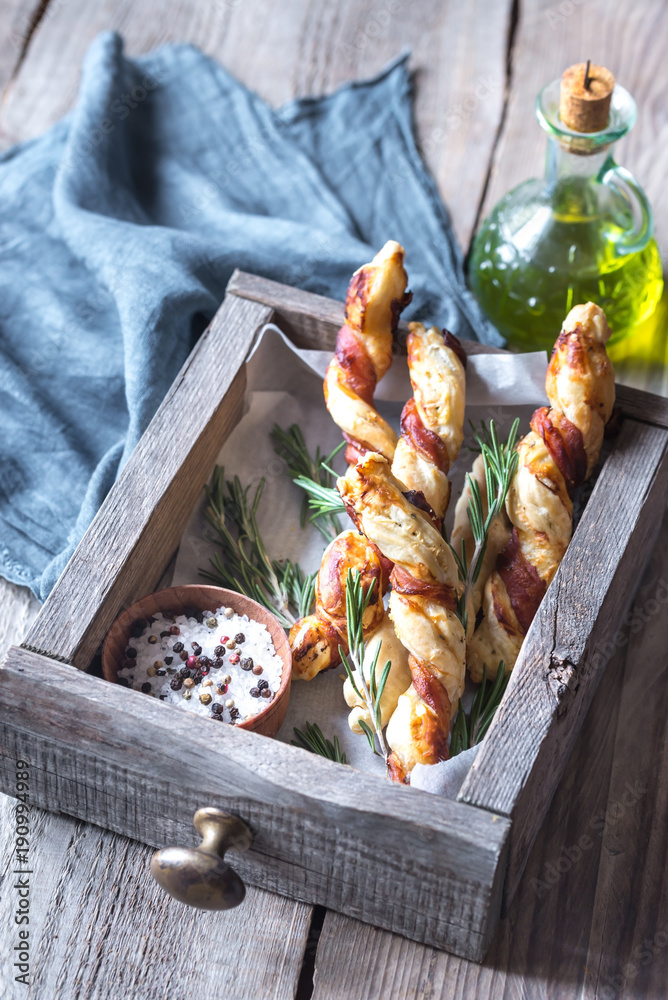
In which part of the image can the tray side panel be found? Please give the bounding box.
[459,418,668,903]
[0,647,509,961]
[23,296,274,668]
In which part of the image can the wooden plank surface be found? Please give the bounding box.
[0,0,511,252]
[1,0,667,995]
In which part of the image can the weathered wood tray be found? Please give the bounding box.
[1,273,667,961]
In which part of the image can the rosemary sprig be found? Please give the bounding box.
[293,476,346,522]
[449,418,520,632]
[200,466,316,629]
[450,664,509,757]
[339,569,392,764]
[270,424,345,540]
[291,721,347,763]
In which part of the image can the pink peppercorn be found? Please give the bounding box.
[187,655,199,669]
[229,653,240,665]
[220,636,229,644]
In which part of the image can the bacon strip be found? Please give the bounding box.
[390,565,457,610]
[496,529,546,632]
[531,407,587,493]
[442,330,467,369]
[400,397,450,473]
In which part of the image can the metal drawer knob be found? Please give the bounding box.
[150,808,253,910]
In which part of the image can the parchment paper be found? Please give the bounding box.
[173,325,548,784]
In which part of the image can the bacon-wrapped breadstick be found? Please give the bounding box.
[468,303,615,681]
[290,530,389,680]
[392,322,466,521]
[339,455,465,782]
[324,240,410,464]
[291,242,409,679]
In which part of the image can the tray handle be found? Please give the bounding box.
[150,808,252,909]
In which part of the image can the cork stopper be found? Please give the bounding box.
[559,61,615,133]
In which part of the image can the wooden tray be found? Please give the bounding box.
[1,272,667,961]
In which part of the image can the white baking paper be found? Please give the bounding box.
[172,324,548,786]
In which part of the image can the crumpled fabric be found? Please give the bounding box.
[0,31,500,600]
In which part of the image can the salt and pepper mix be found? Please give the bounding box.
[116,605,283,725]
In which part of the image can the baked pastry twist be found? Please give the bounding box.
[289,529,389,680]
[339,455,465,782]
[391,323,467,521]
[468,303,615,681]
[324,240,410,464]
[291,242,408,679]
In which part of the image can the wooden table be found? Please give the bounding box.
[1,2,667,997]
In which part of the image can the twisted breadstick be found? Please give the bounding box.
[290,530,389,680]
[343,323,466,731]
[391,322,467,520]
[339,455,465,782]
[291,242,409,679]
[468,303,615,681]
[324,240,410,464]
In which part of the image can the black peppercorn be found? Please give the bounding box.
[257,679,269,691]
[240,657,253,671]
[191,643,202,656]
[211,702,223,715]
[156,669,166,676]
[141,682,152,694]
[172,641,184,653]
[165,655,173,665]
[249,686,260,698]
[230,707,240,721]
[170,677,183,691]
[169,625,180,635]
[192,670,203,685]
[213,657,224,669]
[199,655,211,667]
[125,647,137,659]
[234,632,245,644]
[160,630,171,638]
[117,676,129,687]
[179,650,189,661]
[214,645,225,657]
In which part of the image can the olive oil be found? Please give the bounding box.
[470,72,663,353]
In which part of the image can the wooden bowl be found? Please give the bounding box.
[102,585,291,737]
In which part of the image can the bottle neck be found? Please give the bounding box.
[544,136,613,218]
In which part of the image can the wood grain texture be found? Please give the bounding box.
[0,0,512,249]
[459,418,668,903]
[23,294,270,669]
[0,0,45,99]
[0,646,510,960]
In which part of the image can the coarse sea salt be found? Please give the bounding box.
[116,605,283,725]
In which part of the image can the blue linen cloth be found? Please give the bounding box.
[0,31,500,601]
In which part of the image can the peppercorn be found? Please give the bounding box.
[179,650,189,661]
[183,677,195,689]
[141,682,152,694]
[212,702,223,715]
[200,692,212,705]
[223,674,232,685]
[215,684,228,696]
[240,657,253,671]
[229,654,240,665]
[169,625,180,635]
[257,679,269,691]
[206,616,218,628]
[172,641,184,653]
[213,657,225,669]
[252,664,263,676]
[229,707,240,721]
[249,687,260,698]
[125,647,137,659]
[182,689,192,700]
[165,656,173,665]
[117,677,129,687]
[147,635,158,644]
[214,645,225,657]
[225,640,236,650]
[192,670,203,685]
[261,688,272,699]
[153,660,163,669]
[225,698,235,709]
[160,630,171,638]
[235,632,245,644]
[186,655,199,669]
[147,666,157,678]
[130,619,147,637]
[202,678,213,687]
[199,655,211,667]
[170,677,183,691]
[224,607,234,619]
